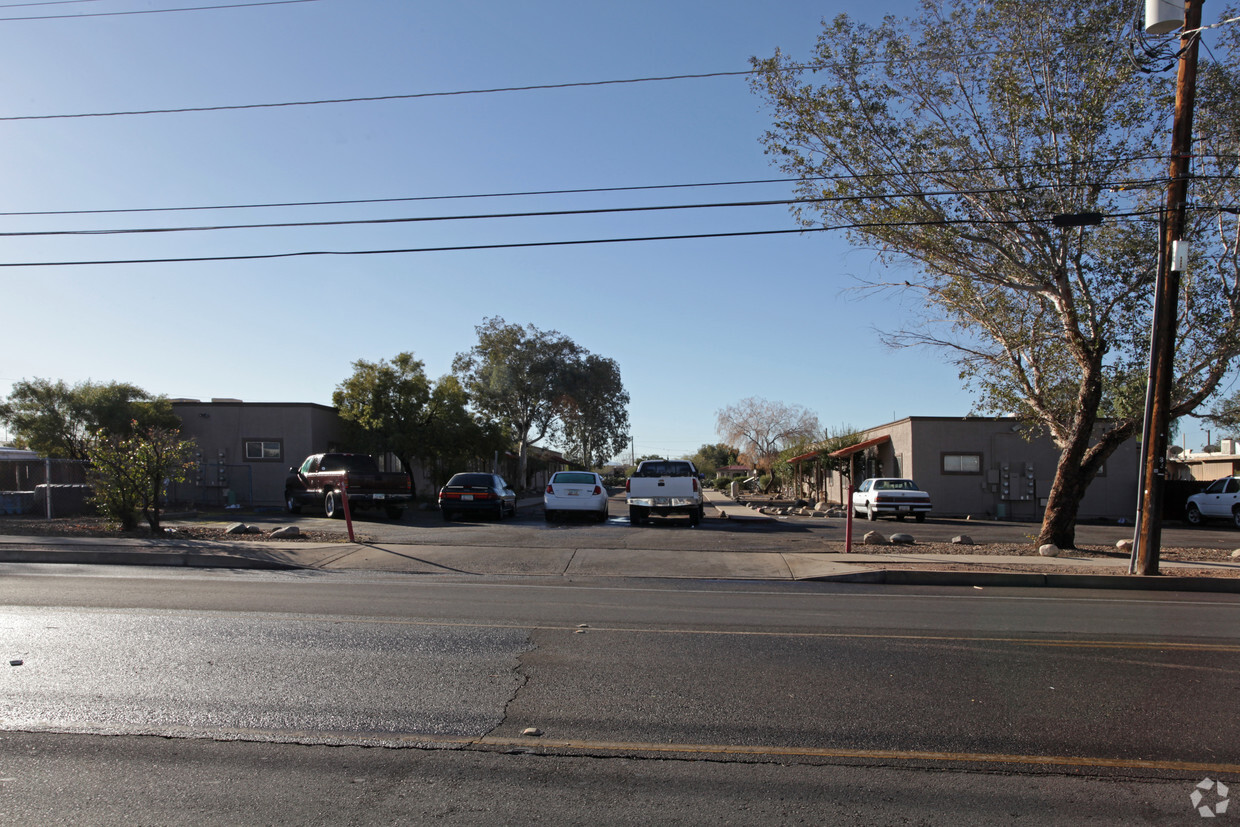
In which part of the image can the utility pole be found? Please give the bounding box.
[1132,0,1204,576]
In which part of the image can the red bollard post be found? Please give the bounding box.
[341,472,356,542]
[844,482,854,554]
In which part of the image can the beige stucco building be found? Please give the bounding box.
[792,416,1140,521]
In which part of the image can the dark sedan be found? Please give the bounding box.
[438,473,517,521]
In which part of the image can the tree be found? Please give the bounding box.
[332,353,499,496]
[86,424,196,532]
[715,398,820,491]
[454,317,630,487]
[1202,383,1240,438]
[688,443,741,477]
[558,354,631,469]
[751,0,1240,548]
[0,378,178,460]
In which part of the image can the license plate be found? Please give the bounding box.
[899,505,910,511]
[566,490,580,496]
[374,493,386,500]
[462,494,474,501]
[654,497,670,506]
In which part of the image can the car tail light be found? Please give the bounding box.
[692,477,699,493]
[593,485,602,495]
[546,484,554,494]
[625,479,630,493]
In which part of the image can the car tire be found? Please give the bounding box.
[545,509,555,523]
[1232,505,1240,530]
[866,504,877,521]
[688,508,701,527]
[284,492,301,515]
[324,491,342,519]
[385,506,404,520]
[915,513,926,523]
[441,509,453,522]
[1186,504,1204,526]
[629,506,645,526]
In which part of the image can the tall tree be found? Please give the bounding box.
[558,354,631,469]
[716,397,820,490]
[332,353,494,496]
[751,0,1240,548]
[0,378,178,460]
[453,317,583,487]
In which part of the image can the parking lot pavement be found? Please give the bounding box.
[2,491,1239,589]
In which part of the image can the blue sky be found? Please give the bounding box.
[0,0,1219,459]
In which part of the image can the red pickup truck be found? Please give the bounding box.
[284,453,412,519]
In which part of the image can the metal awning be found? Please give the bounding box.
[786,434,891,465]
[828,434,891,458]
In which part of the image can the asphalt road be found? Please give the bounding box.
[3,564,1239,823]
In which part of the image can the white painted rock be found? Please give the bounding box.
[1038,544,1061,557]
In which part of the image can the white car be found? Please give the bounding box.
[544,471,609,523]
[1185,476,1240,528]
[852,477,932,522]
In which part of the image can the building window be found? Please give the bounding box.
[942,453,982,474]
[244,440,283,462]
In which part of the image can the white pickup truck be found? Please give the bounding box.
[625,459,704,526]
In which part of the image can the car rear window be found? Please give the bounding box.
[318,454,380,474]
[553,472,597,484]
[633,461,694,478]
[447,474,493,488]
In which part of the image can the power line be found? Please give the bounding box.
[0,179,1191,239]
[0,70,754,121]
[0,0,318,22]
[0,210,1163,269]
[1,156,1223,218]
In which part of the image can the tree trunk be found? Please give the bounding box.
[1036,454,1087,550]
[1036,421,1136,550]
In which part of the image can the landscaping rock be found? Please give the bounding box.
[1116,539,1133,553]
[225,523,252,535]
[815,501,830,512]
[889,533,916,545]
[1038,543,1061,557]
[270,526,301,538]
[862,531,889,545]
[951,535,974,545]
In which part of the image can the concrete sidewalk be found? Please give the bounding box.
[1,530,1239,592]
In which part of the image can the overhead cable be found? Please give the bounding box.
[0,180,1187,238]
[0,0,317,22]
[0,209,1165,269]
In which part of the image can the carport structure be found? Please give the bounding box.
[786,434,891,506]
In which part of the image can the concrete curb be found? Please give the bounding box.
[804,567,1240,593]
[0,549,298,570]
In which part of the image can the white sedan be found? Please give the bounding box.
[852,478,932,522]
[1185,476,1240,528]
[544,471,610,522]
